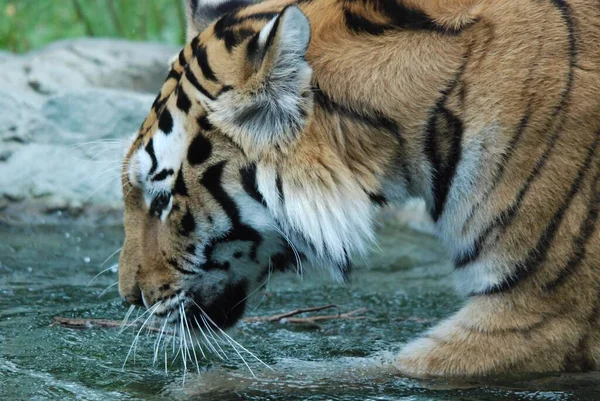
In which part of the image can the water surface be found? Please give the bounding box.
[1,222,599,400]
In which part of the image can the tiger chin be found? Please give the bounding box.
[118,0,600,378]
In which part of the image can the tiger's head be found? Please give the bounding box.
[118,0,382,329]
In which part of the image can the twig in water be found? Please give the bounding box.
[51,305,369,330]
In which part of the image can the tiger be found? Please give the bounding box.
[118,0,600,377]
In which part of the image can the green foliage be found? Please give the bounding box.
[0,0,186,53]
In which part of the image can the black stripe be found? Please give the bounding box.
[223,28,255,52]
[179,207,196,237]
[369,192,387,206]
[477,130,599,295]
[423,111,442,214]
[313,87,400,139]
[201,162,263,266]
[151,168,174,182]
[276,173,284,202]
[190,36,199,52]
[149,192,170,217]
[197,115,214,131]
[168,258,196,275]
[342,0,464,36]
[375,0,462,33]
[173,167,189,197]
[217,85,233,96]
[187,133,212,166]
[246,32,262,64]
[145,138,158,175]
[214,11,278,40]
[431,107,464,221]
[240,163,266,206]
[176,87,192,113]
[185,66,215,100]
[202,162,241,223]
[158,108,173,134]
[167,69,181,82]
[195,45,218,82]
[426,49,470,221]
[178,49,186,66]
[344,9,387,36]
[264,13,282,51]
[544,154,600,291]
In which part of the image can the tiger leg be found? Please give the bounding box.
[394,290,599,377]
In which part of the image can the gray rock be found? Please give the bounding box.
[0,39,178,106]
[0,38,178,223]
[42,89,154,142]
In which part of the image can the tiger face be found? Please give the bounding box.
[118,2,372,329]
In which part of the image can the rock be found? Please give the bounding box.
[0,38,178,223]
[0,39,178,107]
[42,89,154,142]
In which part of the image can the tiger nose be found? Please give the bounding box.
[123,285,145,307]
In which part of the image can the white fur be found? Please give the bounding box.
[127,109,188,213]
[453,256,508,295]
[258,16,278,47]
[255,163,375,279]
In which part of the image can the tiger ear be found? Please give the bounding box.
[207,5,313,154]
[184,0,254,40]
[402,0,486,30]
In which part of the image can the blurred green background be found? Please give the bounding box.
[0,0,186,53]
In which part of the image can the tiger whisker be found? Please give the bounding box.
[83,174,122,203]
[252,259,272,313]
[120,305,153,334]
[231,274,270,312]
[121,305,136,331]
[87,263,119,286]
[194,316,224,360]
[191,299,271,373]
[69,139,126,149]
[87,248,122,286]
[268,223,303,276]
[182,305,201,374]
[123,302,161,369]
[97,281,118,298]
[153,311,171,365]
[200,315,228,359]
[179,304,188,380]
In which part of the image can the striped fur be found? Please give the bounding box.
[118,0,600,377]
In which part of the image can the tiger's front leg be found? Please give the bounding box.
[394,292,597,377]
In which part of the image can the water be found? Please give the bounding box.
[1,221,600,400]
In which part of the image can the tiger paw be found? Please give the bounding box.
[394,336,464,378]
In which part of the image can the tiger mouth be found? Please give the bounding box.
[147,281,249,330]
